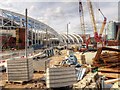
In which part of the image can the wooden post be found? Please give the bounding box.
[81,54,86,64]
[25,8,28,58]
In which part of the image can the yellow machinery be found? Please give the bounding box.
[87,0,107,46]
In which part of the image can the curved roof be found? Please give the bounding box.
[0,9,62,41]
[60,33,83,44]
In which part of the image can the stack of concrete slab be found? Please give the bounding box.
[33,59,50,72]
[7,58,33,82]
[46,67,77,88]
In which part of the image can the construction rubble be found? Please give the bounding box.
[0,47,120,89]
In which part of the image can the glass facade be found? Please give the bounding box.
[107,21,116,40]
[0,9,62,49]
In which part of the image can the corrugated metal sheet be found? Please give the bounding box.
[76,68,86,81]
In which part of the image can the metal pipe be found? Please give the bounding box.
[101,76,105,90]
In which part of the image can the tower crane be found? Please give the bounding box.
[87,0,107,46]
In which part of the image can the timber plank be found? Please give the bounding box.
[98,72,120,79]
[98,68,120,73]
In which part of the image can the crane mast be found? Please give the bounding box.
[87,0,107,44]
[79,0,85,35]
[98,9,107,39]
[87,0,99,42]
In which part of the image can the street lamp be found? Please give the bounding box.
[67,22,70,49]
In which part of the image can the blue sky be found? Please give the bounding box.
[0,0,119,36]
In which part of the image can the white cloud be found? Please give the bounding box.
[0,1,118,35]
[55,7,62,13]
[43,6,64,18]
[1,0,120,2]
[37,17,48,24]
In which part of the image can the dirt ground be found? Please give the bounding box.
[1,72,45,89]
[1,49,96,89]
[0,49,68,89]
[49,49,67,67]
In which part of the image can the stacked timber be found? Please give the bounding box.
[98,67,120,79]
[93,52,120,69]
[93,52,120,78]
[7,58,33,82]
[46,67,77,88]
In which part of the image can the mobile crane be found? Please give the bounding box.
[87,0,107,47]
[78,0,107,52]
[79,0,86,35]
[79,0,89,51]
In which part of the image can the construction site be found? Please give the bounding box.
[0,0,120,89]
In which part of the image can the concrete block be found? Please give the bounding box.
[46,67,77,88]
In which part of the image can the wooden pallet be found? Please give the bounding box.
[34,71,45,74]
[6,80,31,85]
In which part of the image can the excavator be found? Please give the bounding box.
[87,0,107,47]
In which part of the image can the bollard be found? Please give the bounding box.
[47,50,49,57]
[52,49,54,55]
[49,49,51,56]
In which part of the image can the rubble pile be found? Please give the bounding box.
[73,72,100,89]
